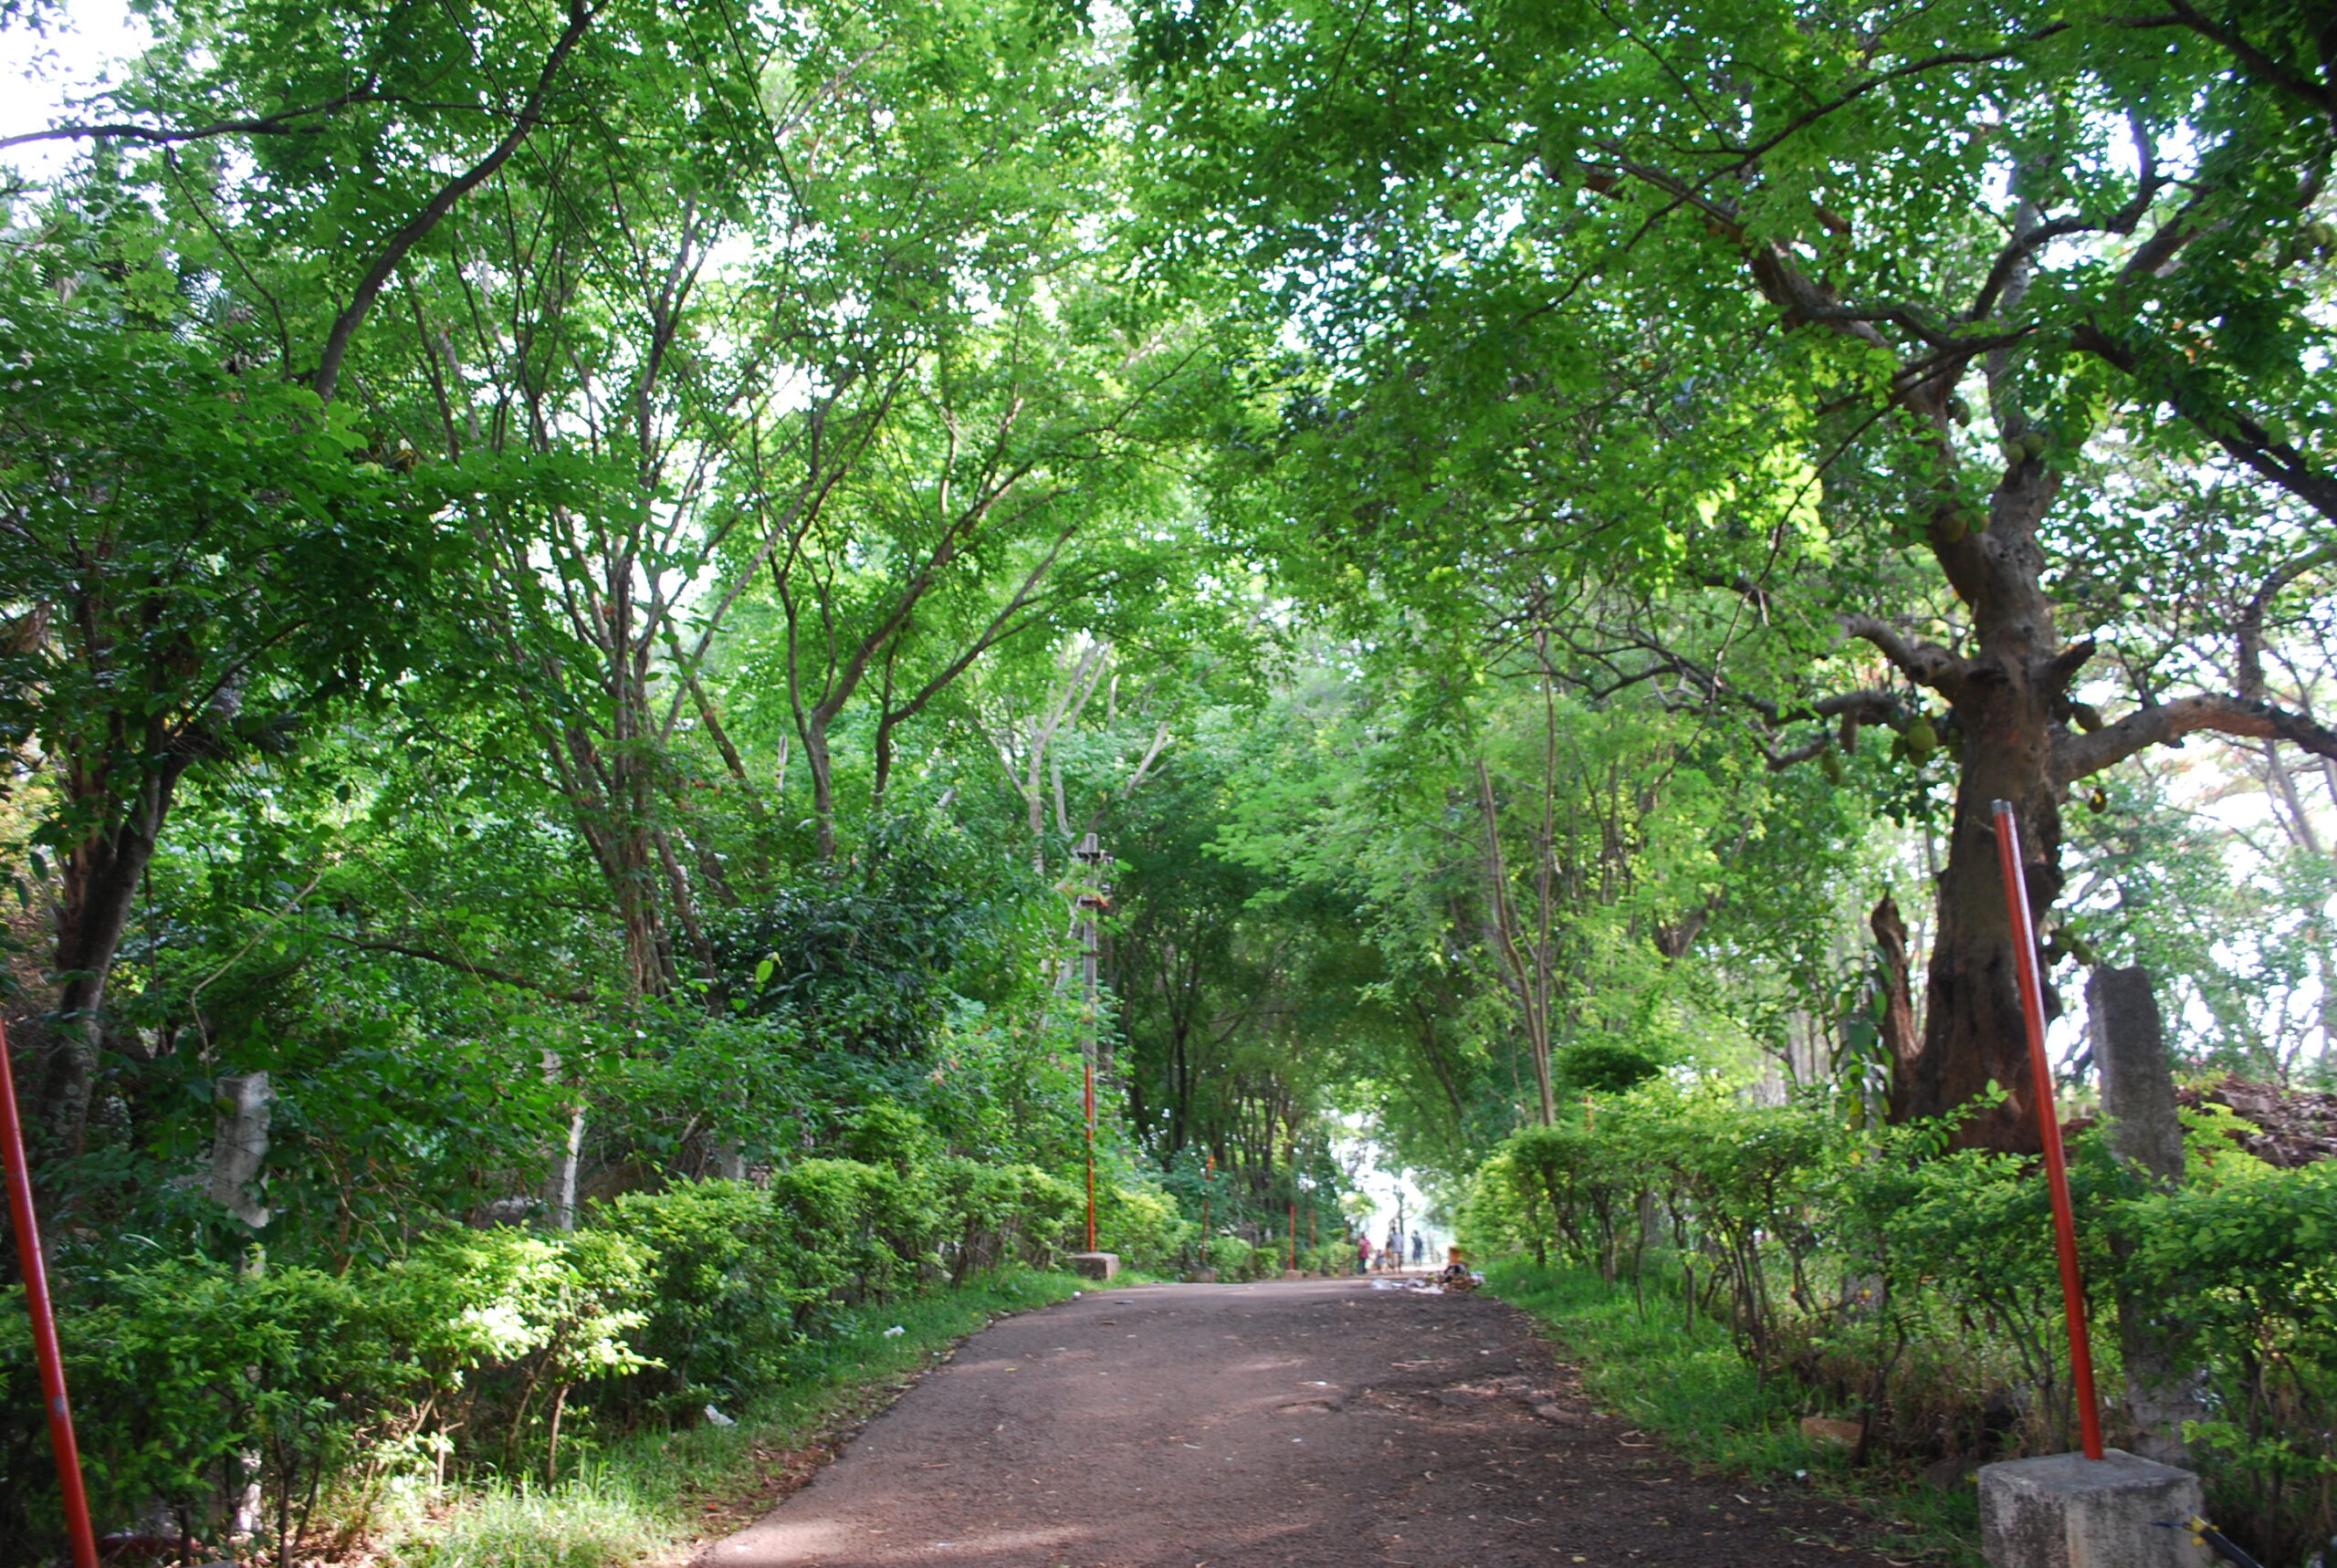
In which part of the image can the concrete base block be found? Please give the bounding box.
[1069,1251,1119,1281]
[1281,1269,1304,1281]
[1188,1268,1218,1283]
[1978,1448,2209,1568]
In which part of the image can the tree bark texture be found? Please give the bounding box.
[41,747,194,1156]
[1897,460,2069,1151]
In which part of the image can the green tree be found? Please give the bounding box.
[1135,0,2337,1146]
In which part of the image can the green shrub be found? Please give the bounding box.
[1096,1181,1193,1270]
[1460,1083,2337,1563]
[592,1181,810,1418]
[2122,1162,2337,1559]
[937,1159,1079,1279]
[1301,1242,1351,1276]
[0,1226,653,1562]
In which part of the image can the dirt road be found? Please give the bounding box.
[700,1277,1916,1568]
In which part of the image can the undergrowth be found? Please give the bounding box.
[1487,1259,1983,1568]
[389,1267,1095,1568]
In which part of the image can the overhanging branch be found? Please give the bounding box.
[2053,692,2337,781]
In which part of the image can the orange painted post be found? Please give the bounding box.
[1084,1058,1097,1254]
[1992,800,2106,1460]
[1074,834,1108,1257]
[0,1021,100,1568]
[1199,1154,1212,1255]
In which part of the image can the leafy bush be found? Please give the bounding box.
[0,1151,1092,1563]
[936,1158,1079,1280]
[1461,1084,2337,1563]
[2123,1163,2337,1549]
[1095,1181,1193,1270]
[592,1181,812,1418]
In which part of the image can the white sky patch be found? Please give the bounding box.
[2,0,151,183]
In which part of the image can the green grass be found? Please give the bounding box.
[388,1267,1090,1568]
[1485,1259,1983,1566]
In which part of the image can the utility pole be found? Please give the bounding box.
[1074,833,1109,1257]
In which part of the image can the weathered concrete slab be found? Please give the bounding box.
[1068,1250,1119,1281]
[1978,1448,2209,1568]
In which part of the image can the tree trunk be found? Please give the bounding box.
[1893,463,2069,1152]
[205,1072,275,1231]
[1870,894,1920,1082]
[804,712,839,861]
[39,757,186,1156]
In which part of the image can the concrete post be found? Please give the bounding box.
[1978,1448,2211,1568]
[2091,967,2184,1184]
[2088,967,2203,1462]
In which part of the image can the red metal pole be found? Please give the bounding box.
[1199,1154,1211,1267]
[1992,800,2106,1461]
[1084,1059,1097,1254]
[0,1020,100,1568]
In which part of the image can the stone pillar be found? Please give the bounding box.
[2087,967,2202,1464]
[2091,967,2184,1183]
[1979,1448,2211,1568]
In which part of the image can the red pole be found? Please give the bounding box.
[1084,1059,1097,1254]
[1196,1154,1215,1270]
[0,1021,100,1568]
[1199,1154,1212,1259]
[1993,800,2106,1461]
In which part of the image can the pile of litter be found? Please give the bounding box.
[1368,1274,1483,1294]
[2182,1076,2337,1167]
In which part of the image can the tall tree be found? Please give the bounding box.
[1135,0,2337,1147]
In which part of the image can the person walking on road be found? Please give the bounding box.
[1355,1234,1371,1274]
[1410,1231,1424,1267]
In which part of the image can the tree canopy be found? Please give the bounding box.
[3,0,2335,1550]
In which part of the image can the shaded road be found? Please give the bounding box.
[700,1278,1915,1568]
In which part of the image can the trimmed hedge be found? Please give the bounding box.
[1460,1085,2337,1563]
[0,1160,1089,1563]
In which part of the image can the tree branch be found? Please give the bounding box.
[324,936,596,1004]
[0,93,378,152]
[1840,614,1974,695]
[2053,692,2337,781]
[311,0,597,401]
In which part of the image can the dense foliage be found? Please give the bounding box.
[1462,1091,2337,1562]
[3,0,2335,1560]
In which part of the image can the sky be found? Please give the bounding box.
[3,0,150,183]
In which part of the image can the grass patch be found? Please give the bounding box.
[389,1266,1087,1568]
[1485,1259,1981,1566]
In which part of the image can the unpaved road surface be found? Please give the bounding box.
[701,1278,1916,1568]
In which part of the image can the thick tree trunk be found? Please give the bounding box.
[1892,462,2070,1152]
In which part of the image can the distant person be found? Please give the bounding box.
[1356,1234,1371,1274]
[1437,1246,1479,1292]
[1410,1232,1424,1266]
[1384,1223,1401,1270]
